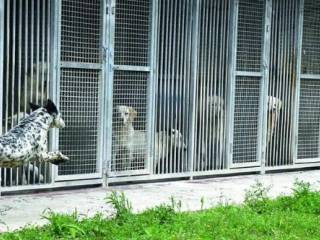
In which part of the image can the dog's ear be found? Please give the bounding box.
[129,107,137,121]
[45,99,58,115]
[29,102,41,112]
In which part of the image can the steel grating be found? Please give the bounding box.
[114,0,151,66]
[58,69,101,175]
[266,0,299,167]
[1,0,51,187]
[194,0,229,171]
[297,80,320,159]
[233,76,261,164]
[60,0,101,63]
[236,0,264,72]
[111,71,149,172]
[154,0,194,174]
[301,0,320,75]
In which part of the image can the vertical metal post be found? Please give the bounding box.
[148,0,158,174]
[225,0,239,169]
[188,0,200,180]
[260,0,272,174]
[50,0,62,182]
[101,0,108,187]
[105,0,115,178]
[0,0,4,137]
[0,0,4,193]
[292,0,304,163]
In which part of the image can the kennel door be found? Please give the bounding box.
[107,0,153,177]
[55,0,104,181]
[296,0,320,163]
[229,0,266,168]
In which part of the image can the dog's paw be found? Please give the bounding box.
[51,152,69,165]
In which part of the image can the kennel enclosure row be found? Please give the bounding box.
[0,0,320,193]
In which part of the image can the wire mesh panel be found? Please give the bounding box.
[233,76,261,164]
[194,0,229,172]
[297,0,320,161]
[60,0,101,63]
[236,0,264,72]
[114,0,150,66]
[58,69,101,175]
[266,0,299,167]
[232,0,265,165]
[58,0,103,177]
[301,0,320,75]
[154,0,194,175]
[111,71,149,173]
[1,0,52,187]
[297,80,320,159]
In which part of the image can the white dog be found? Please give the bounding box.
[197,95,225,170]
[127,128,187,172]
[112,105,138,169]
[267,96,283,143]
[154,129,187,171]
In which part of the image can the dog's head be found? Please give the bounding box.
[208,95,224,116]
[29,99,65,129]
[170,129,187,151]
[268,96,282,113]
[116,105,137,125]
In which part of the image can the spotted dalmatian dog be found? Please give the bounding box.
[0,99,69,168]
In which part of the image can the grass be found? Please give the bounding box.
[2,180,320,239]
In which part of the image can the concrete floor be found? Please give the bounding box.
[1,170,320,232]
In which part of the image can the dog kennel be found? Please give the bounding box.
[0,0,320,194]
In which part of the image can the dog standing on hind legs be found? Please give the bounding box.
[0,99,69,169]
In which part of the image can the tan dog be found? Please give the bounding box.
[112,105,138,170]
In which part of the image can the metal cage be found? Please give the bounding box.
[1,0,320,192]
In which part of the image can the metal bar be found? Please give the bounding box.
[17,0,23,185]
[166,0,174,174]
[287,0,296,165]
[173,0,181,174]
[226,0,239,168]
[174,0,181,173]
[108,167,263,183]
[293,0,305,163]
[147,0,157,175]
[260,0,272,173]
[50,0,62,183]
[44,0,51,184]
[188,0,200,179]
[0,0,5,136]
[113,65,150,72]
[157,0,165,174]
[151,0,159,174]
[106,0,116,176]
[170,0,178,174]
[60,62,103,70]
[102,0,109,184]
[180,0,188,173]
[0,0,4,193]
[271,0,281,166]
[198,0,205,171]
[300,74,320,80]
[207,0,216,171]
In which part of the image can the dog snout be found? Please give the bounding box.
[56,117,65,128]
